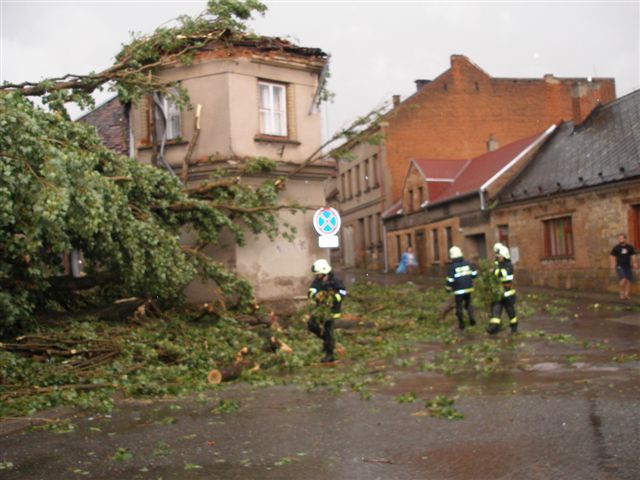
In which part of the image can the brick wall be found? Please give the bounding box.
[79,97,130,156]
[384,55,616,200]
[491,180,640,293]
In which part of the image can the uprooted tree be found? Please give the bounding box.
[0,0,385,334]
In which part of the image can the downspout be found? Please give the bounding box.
[377,128,389,273]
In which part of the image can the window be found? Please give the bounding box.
[375,213,381,245]
[498,224,509,246]
[543,217,574,257]
[445,226,453,250]
[154,92,181,141]
[364,159,370,191]
[432,229,440,262]
[347,170,353,199]
[630,204,640,248]
[372,154,380,188]
[396,235,402,264]
[355,165,362,196]
[259,81,287,136]
[407,189,414,213]
[418,186,424,207]
[340,174,346,201]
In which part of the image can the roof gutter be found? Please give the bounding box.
[479,123,557,210]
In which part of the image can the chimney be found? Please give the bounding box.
[392,95,401,108]
[414,79,431,91]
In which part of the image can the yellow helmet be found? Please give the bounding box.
[497,245,511,259]
[449,246,463,259]
[311,259,332,275]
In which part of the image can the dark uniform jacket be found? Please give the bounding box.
[308,273,347,314]
[446,258,477,295]
[494,259,516,298]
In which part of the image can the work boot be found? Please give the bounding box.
[458,322,465,331]
[486,323,501,335]
[510,324,518,334]
[320,354,335,363]
[469,318,476,326]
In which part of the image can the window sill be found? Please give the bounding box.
[254,135,301,146]
[138,139,188,150]
[541,255,575,261]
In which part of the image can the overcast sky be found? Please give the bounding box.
[1,0,639,140]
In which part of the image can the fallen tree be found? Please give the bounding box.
[0,0,386,335]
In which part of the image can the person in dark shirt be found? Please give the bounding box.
[307,259,347,363]
[610,234,638,300]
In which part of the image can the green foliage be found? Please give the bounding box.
[395,392,418,404]
[425,395,464,420]
[212,398,240,414]
[473,259,503,308]
[0,92,290,331]
[111,447,133,462]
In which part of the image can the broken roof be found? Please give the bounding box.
[498,89,640,204]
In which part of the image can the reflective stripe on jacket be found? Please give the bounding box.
[446,259,477,295]
[493,259,516,297]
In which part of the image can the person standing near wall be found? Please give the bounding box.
[610,233,639,300]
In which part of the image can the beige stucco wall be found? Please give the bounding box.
[237,176,328,300]
[129,50,330,304]
[132,57,322,167]
[491,182,640,293]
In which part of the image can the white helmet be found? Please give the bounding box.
[449,246,463,259]
[311,259,332,275]
[497,245,511,259]
[493,242,505,254]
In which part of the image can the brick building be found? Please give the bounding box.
[383,128,556,273]
[336,54,616,270]
[78,96,130,156]
[492,89,640,293]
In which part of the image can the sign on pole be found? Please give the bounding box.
[313,207,341,248]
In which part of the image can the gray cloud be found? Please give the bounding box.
[2,0,638,139]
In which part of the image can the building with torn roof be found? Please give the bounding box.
[85,34,334,306]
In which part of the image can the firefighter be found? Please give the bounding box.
[307,259,347,363]
[446,246,477,330]
[486,244,518,335]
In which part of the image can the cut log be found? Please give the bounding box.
[207,364,243,385]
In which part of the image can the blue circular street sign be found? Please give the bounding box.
[313,207,341,236]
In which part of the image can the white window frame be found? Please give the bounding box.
[154,92,181,141]
[259,81,287,137]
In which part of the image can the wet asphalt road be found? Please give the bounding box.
[1,286,639,479]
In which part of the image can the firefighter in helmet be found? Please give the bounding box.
[487,243,518,335]
[446,246,478,330]
[307,259,347,363]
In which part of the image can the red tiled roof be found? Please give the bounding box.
[413,158,469,180]
[429,130,550,203]
[425,181,451,202]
